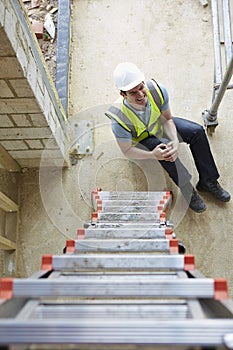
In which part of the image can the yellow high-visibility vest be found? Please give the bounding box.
[106,79,164,144]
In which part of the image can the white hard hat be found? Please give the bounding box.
[113,62,145,91]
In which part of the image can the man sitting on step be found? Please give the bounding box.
[105,62,230,213]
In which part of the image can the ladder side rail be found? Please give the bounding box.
[0,298,28,318]
[14,300,39,320]
[200,297,233,318]
[187,299,206,318]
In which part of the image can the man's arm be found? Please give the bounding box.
[160,108,178,142]
[116,139,169,160]
[160,108,179,162]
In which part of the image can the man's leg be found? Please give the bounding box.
[173,117,230,202]
[138,136,206,212]
[139,136,191,187]
[173,117,219,182]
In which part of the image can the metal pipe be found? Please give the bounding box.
[222,0,233,66]
[214,82,233,90]
[211,0,223,85]
[203,0,233,130]
[209,54,233,116]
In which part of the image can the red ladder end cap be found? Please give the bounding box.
[92,212,98,221]
[97,205,102,212]
[214,278,229,300]
[66,240,75,253]
[184,254,195,271]
[165,227,173,235]
[169,239,179,253]
[157,205,163,212]
[41,255,53,271]
[0,278,13,300]
[77,228,85,239]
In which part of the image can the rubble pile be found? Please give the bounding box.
[22,0,58,81]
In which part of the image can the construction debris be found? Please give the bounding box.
[22,0,58,81]
[44,13,56,39]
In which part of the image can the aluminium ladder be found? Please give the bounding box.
[0,189,233,349]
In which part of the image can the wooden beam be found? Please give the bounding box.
[0,236,16,250]
[0,191,18,212]
[0,143,20,172]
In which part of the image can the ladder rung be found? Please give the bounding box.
[93,212,162,222]
[16,299,189,320]
[95,199,166,206]
[98,206,164,213]
[30,302,189,320]
[41,254,195,271]
[89,222,174,229]
[93,199,171,211]
[0,319,233,345]
[79,227,172,239]
[49,271,180,278]
[68,239,175,252]
[93,191,170,199]
[0,277,218,298]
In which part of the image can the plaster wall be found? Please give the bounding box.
[12,0,233,299]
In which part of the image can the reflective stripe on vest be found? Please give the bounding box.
[146,79,164,111]
[105,80,164,144]
[106,105,137,139]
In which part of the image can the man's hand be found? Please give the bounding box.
[163,139,179,162]
[116,138,179,162]
[150,143,170,160]
[151,141,179,162]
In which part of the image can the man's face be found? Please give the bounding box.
[123,82,148,107]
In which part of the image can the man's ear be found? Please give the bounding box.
[120,91,126,98]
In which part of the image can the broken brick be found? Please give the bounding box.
[30,0,40,9]
[32,20,44,39]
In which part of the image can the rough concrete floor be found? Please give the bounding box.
[5,0,233,298]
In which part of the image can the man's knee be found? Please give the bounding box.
[193,122,205,134]
[192,123,206,140]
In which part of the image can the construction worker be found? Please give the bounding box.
[106,62,230,213]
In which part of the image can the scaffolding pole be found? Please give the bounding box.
[203,0,233,133]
